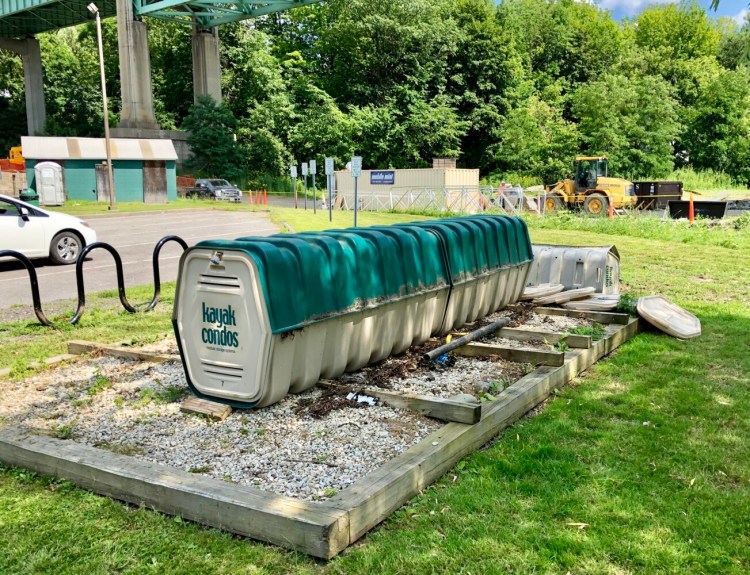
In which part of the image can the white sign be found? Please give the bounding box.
[325,157,334,175]
[309,159,316,174]
[351,156,363,178]
[290,165,297,178]
[302,162,308,176]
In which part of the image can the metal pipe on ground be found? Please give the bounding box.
[423,317,511,363]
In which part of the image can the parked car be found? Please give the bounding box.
[0,194,97,265]
[185,179,242,202]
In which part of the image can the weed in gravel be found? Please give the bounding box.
[70,398,93,408]
[188,465,212,473]
[554,334,570,352]
[87,370,112,396]
[132,385,185,407]
[113,396,124,409]
[568,323,607,341]
[323,488,337,498]
[51,423,76,440]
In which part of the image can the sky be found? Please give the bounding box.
[597,0,749,23]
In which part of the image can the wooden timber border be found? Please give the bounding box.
[0,314,640,559]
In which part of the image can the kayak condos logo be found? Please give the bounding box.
[201,302,239,348]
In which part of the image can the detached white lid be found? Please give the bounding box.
[637,295,701,340]
[520,283,564,301]
[534,286,596,306]
[563,294,621,311]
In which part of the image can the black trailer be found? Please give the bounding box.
[634,181,683,210]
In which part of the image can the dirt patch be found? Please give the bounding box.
[294,386,365,418]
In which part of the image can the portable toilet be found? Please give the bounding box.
[34,161,65,206]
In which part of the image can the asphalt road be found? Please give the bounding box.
[0,209,278,309]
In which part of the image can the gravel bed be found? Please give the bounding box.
[484,308,596,331]
[0,356,440,501]
[0,307,605,500]
[339,355,526,398]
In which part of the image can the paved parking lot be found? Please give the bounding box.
[0,209,278,309]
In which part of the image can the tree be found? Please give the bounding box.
[147,20,193,129]
[445,0,526,170]
[318,0,457,106]
[572,74,679,179]
[500,0,623,100]
[182,96,242,179]
[682,68,750,182]
[489,85,580,184]
[0,50,27,152]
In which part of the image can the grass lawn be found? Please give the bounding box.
[1,209,748,574]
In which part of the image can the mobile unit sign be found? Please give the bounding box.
[370,171,395,185]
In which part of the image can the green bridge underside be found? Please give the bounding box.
[0,0,320,37]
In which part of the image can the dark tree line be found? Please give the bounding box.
[1,0,749,184]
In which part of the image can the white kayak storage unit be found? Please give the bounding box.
[173,215,533,408]
[526,245,620,295]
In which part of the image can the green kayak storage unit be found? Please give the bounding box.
[172,215,533,408]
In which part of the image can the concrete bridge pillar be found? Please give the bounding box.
[115,0,159,130]
[0,36,46,136]
[192,26,222,103]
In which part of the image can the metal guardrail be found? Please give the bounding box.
[1,235,188,327]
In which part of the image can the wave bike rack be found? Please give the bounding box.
[1,235,188,326]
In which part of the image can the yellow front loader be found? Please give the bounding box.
[545,156,635,215]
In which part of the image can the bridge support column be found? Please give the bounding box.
[192,26,222,103]
[115,0,159,129]
[0,37,46,136]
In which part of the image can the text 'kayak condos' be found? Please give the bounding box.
[202,303,240,348]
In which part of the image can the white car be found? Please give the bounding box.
[0,194,97,265]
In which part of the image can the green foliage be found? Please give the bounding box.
[681,67,750,183]
[490,86,580,184]
[1,0,749,185]
[568,323,607,341]
[572,74,679,179]
[666,166,742,192]
[182,96,243,179]
[86,370,111,396]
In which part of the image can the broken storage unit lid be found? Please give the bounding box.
[533,287,596,306]
[520,283,564,301]
[527,244,620,295]
[636,295,701,340]
[562,294,621,311]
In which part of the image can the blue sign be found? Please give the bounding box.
[370,171,395,185]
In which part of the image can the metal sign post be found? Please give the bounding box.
[310,159,317,215]
[351,156,362,227]
[301,162,308,210]
[290,165,298,208]
[325,157,334,222]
